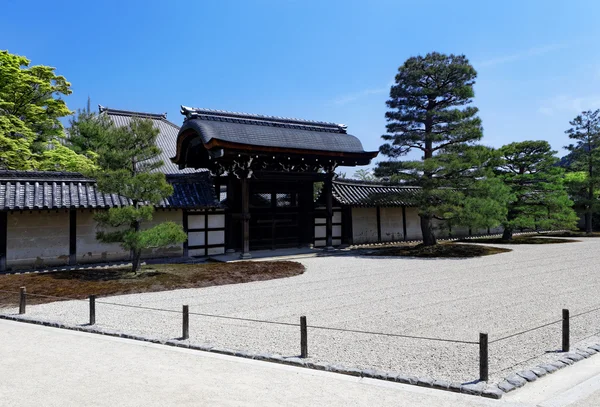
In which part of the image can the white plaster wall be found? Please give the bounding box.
[7,211,70,269]
[379,207,404,242]
[402,207,421,240]
[76,210,129,264]
[351,207,378,244]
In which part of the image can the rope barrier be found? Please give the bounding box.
[306,324,479,345]
[4,287,600,347]
[489,319,563,344]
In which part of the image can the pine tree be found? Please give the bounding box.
[496,141,578,240]
[375,52,509,245]
[564,110,600,234]
[93,118,187,273]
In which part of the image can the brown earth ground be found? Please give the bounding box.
[358,242,511,258]
[0,261,305,307]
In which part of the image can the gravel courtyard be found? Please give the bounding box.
[4,238,600,384]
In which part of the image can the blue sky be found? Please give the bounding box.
[3,0,600,174]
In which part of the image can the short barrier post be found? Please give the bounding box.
[479,332,489,382]
[562,309,570,352]
[19,287,26,315]
[89,295,96,325]
[300,316,308,358]
[182,305,189,340]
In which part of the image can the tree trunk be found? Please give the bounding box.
[131,249,142,274]
[586,184,594,234]
[585,211,593,235]
[420,215,437,246]
[502,227,513,241]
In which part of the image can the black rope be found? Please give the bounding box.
[571,305,600,319]
[188,311,299,327]
[306,324,478,345]
[96,300,299,327]
[489,319,562,344]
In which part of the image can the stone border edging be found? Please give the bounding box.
[496,346,600,393]
[2,313,598,400]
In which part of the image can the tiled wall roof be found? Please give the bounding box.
[0,171,219,211]
[332,178,420,207]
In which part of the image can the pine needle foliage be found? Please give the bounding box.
[375,52,510,245]
[92,117,186,272]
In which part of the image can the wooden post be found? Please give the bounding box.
[562,309,570,352]
[19,287,26,315]
[0,211,7,273]
[401,206,408,241]
[89,295,96,325]
[325,172,334,249]
[182,305,189,340]
[240,177,251,259]
[479,332,488,382]
[376,206,382,243]
[69,210,77,266]
[182,211,189,258]
[300,315,308,358]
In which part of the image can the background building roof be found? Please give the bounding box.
[0,171,219,211]
[99,106,197,174]
[331,178,420,207]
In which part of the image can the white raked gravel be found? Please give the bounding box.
[4,237,600,384]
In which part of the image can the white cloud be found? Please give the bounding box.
[538,94,600,116]
[478,43,568,68]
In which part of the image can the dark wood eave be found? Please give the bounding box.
[172,129,377,167]
[207,139,378,160]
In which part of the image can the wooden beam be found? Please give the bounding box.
[402,206,407,241]
[69,210,76,266]
[325,173,334,249]
[376,206,382,243]
[204,209,209,257]
[240,177,251,259]
[0,212,6,273]
[182,211,189,257]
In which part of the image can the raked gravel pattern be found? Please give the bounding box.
[4,238,600,384]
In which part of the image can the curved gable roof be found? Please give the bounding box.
[174,107,377,167]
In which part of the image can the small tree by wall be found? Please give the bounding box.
[496,140,578,240]
[93,118,187,273]
[564,110,600,234]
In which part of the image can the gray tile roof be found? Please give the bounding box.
[0,171,219,211]
[99,106,197,174]
[179,106,370,154]
[332,179,420,207]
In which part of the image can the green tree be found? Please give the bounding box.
[353,168,376,181]
[37,141,97,173]
[93,118,187,273]
[496,141,577,240]
[0,50,72,169]
[67,108,113,158]
[375,52,508,245]
[564,110,600,234]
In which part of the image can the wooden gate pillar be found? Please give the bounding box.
[0,211,7,273]
[240,176,252,259]
[325,171,334,250]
